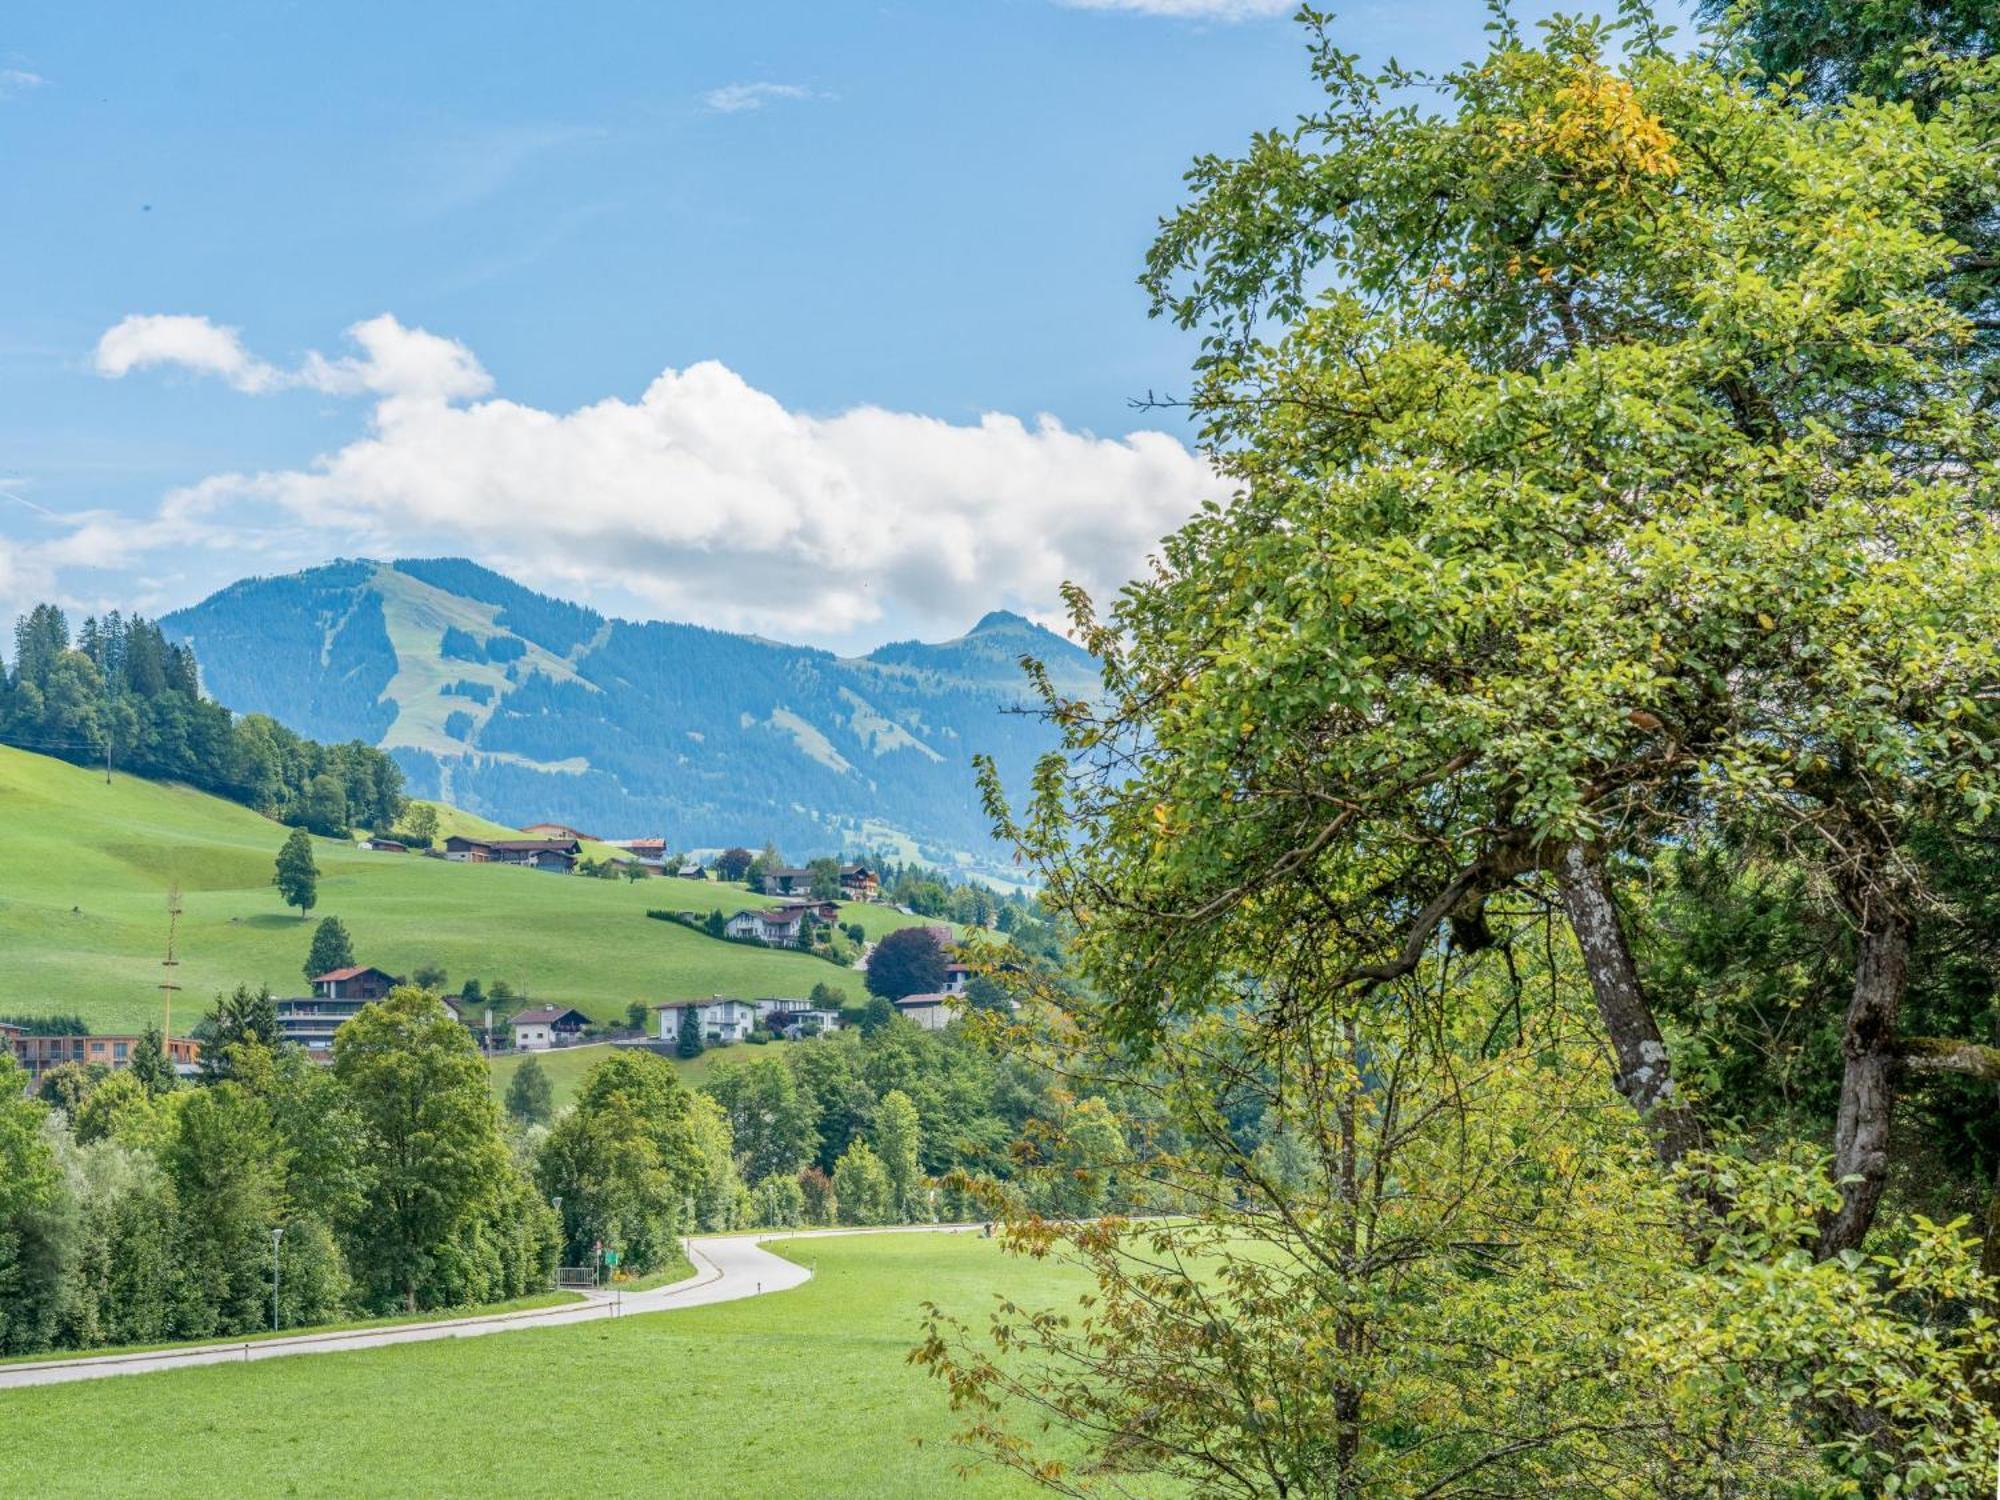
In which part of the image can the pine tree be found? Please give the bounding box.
[129,1025,176,1095]
[273,827,319,917]
[675,1005,703,1059]
[304,916,355,984]
[504,1055,554,1127]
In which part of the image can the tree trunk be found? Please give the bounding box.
[1817,912,1912,1259]
[1556,844,1705,1168]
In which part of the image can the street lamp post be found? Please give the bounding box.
[271,1226,284,1333]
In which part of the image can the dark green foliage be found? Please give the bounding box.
[3,600,403,830]
[864,926,947,1001]
[36,1061,106,1112]
[676,1003,703,1059]
[274,827,319,916]
[442,710,475,741]
[504,1054,555,1126]
[129,1025,177,1095]
[1703,0,1992,108]
[714,847,754,882]
[392,558,603,655]
[440,679,494,705]
[0,1013,87,1035]
[440,627,484,663]
[305,916,356,984]
[333,988,517,1312]
[534,1051,707,1272]
[199,985,281,1083]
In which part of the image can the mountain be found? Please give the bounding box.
[160,558,1097,870]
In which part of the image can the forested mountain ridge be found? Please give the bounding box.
[160,558,1096,867]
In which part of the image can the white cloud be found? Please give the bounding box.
[98,315,1218,639]
[700,81,823,114]
[95,314,492,403]
[95,314,286,393]
[1057,0,1291,17]
[0,69,45,97]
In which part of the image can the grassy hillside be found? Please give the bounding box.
[487,1041,726,1109]
[0,746,896,1034]
[0,1233,1082,1499]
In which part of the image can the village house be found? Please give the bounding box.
[358,837,409,853]
[276,965,400,1057]
[941,961,973,997]
[675,859,706,880]
[776,898,842,922]
[654,997,760,1046]
[510,1005,590,1051]
[606,837,669,868]
[756,862,880,901]
[4,1026,202,1085]
[442,835,581,873]
[723,906,811,948]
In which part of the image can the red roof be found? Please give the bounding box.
[310,965,395,984]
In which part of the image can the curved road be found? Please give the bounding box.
[0,1226,976,1391]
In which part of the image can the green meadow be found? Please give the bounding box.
[0,745,931,1034]
[488,1039,727,1108]
[0,1232,1087,1499]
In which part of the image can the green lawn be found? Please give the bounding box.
[0,1232,1089,1499]
[489,1041,778,1111]
[0,746,889,1033]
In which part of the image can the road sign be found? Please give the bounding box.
[606,1250,620,1267]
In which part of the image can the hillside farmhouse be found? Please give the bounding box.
[276,965,400,1057]
[655,997,760,1045]
[757,863,880,901]
[510,1005,590,1051]
[443,835,581,873]
[724,906,811,948]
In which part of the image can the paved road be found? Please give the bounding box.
[0,1225,976,1391]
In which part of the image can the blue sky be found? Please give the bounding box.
[1,0,1692,651]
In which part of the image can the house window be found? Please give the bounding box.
[114,1043,129,1061]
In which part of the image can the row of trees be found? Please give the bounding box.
[2,959,1120,1358]
[1,605,404,836]
[0,988,555,1355]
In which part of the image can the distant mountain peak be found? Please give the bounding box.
[967,609,1037,636]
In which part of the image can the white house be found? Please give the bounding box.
[655,997,760,1045]
[723,907,810,948]
[941,962,973,997]
[510,1005,589,1051]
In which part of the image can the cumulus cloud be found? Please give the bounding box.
[97,315,1218,639]
[96,314,492,403]
[0,68,45,97]
[700,81,823,114]
[1058,0,1290,17]
[95,314,286,393]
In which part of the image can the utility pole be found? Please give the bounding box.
[160,883,183,1048]
[271,1225,284,1333]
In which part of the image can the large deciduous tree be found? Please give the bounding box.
[333,987,513,1311]
[939,7,2000,1490]
[864,926,947,1002]
[273,827,319,917]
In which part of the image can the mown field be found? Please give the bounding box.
[487,1039,727,1108]
[0,1233,1088,1499]
[0,746,933,1033]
